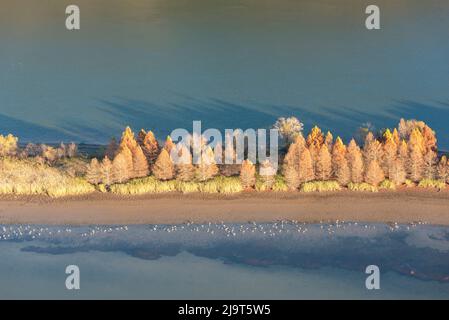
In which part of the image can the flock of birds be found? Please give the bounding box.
[0,220,430,242]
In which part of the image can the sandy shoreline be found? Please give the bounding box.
[0,189,448,225]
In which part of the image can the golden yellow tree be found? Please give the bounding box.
[389,158,406,185]
[141,130,160,166]
[132,145,150,178]
[240,159,256,189]
[175,144,196,182]
[306,126,324,163]
[346,139,364,183]
[382,129,398,177]
[298,147,314,184]
[315,144,332,181]
[408,128,424,182]
[364,160,385,186]
[164,136,175,154]
[332,137,350,185]
[153,149,175,181]
[112,153,131,183]
[86,158,102,185]
[101,156,113,186]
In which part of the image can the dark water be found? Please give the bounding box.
[1,0,449,147]
[1,222,448,299]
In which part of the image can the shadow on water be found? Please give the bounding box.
[95,97,449,149]
[2,97,449,149]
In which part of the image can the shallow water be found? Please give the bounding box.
[1,0,449,147]
[0,222,448,299]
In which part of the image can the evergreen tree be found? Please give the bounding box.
[365,160,385,186]
[153,149,175,181]
[240,160,256,189]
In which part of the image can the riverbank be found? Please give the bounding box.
[0,189,448,225]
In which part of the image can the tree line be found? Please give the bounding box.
[85,118,449,190]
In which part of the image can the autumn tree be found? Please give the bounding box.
[392,128,400,146]
[112,153,131,183]
[115,144,134,179]
[398,140,408,163]
[389,158,406,185]
[408,128,424,182]
[101,156,113,186]
[86,158,102,185]
[332,137,350,186]
[363,134,383,168]
[346,139,364,183]
[324,131,333,151]
[306,126,324,163]
[423,150,437,180]
[437,156,448,182]
[240,159,256,189]
[141,130,160,166]
[298,147,314,184]
[164,136,175,154]
[422,125,437,153]
[132,145,149,178]
[315,144,332,181]
[382,129,398,177]
[0,134,18,157]
[364,160,385,186]
[120,126,138,152]
[175,145,196,182]
[153,149,175,181]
